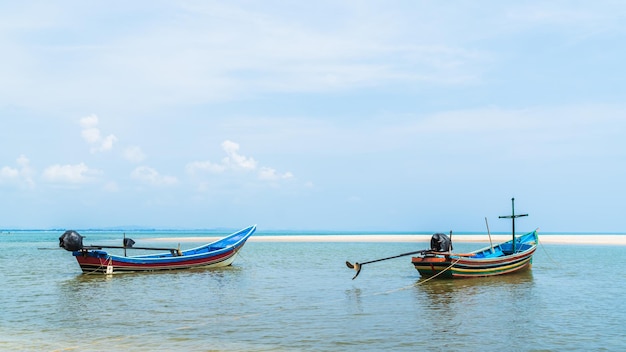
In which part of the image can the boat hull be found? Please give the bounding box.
[74,246,242,273]
[71,225,255,274]
[411,230,538,279]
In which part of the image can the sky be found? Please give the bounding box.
[1,1,625,233]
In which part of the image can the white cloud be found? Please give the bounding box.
[42,163,101,183]
[221,140,257,170]
[0,155,35,189]
[80,114,99,140]
[258,167,294,181]
[80,114,118,153]
[79,114,98,128]
[187,140,256,174]
[100,134,117,151]
[0,166,19,179]
[186,140,295,183]
[81,127,101,144]
[123,146,146,163]
[0,2,495,111]
[131,166,178,186]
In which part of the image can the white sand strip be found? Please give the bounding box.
[149,234,626,245]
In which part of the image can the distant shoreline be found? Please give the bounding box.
[149,234,626,245]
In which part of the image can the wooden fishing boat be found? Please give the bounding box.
[346,198,537,280]
[59,225,256,274]
[411,229,538,279]
[412,198,537,279]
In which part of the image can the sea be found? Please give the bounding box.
[1,229,624,352]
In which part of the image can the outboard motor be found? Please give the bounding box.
[123,237,135,248]
[59,230,84,251]
[430,233,452,252]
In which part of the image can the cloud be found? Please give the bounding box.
[221,140,257,170]
[186,140,256,175]
[81,117,148,165]
[80,114,118,153]
[0,166,19,179]
[258,167,294,181]
[0,155,35,189]
[123,146,146,163]
[0,2,495,112]
[42,163,101,183]
[186,140,294,182]
[131,166,178,186]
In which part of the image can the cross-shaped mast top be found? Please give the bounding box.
[498,198,528,252]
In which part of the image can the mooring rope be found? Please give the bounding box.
[538,238,559,266]
[373,256,462,295]
[81,255,112,275]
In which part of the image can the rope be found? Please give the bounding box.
[80,254,112,275]
[538,238,559,266]
[373,256,462,295]
[416,256,462,284]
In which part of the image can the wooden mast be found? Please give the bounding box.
[498,198,528,253]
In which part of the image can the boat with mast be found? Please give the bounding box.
[346,199,538,279]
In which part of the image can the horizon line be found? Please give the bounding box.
[1,228,625,235]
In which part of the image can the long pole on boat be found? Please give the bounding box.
[485,217,494,252]
[346,249,428,280]
[498,198,528,253]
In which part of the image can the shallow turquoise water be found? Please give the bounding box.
[0,231,624,351]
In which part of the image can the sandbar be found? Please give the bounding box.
[149,234,626,245]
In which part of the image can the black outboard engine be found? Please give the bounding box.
[430,233,452,252]
[123,237,135,248]
[59,230,84,251]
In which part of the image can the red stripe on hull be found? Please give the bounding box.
[411,248,536,279]
[75,249,239,273]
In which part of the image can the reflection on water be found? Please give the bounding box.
[415,270,534,298]
[344,288,364,314]
[411,271,536,343]
[49,265,249,349]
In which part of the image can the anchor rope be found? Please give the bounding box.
[81,254,113,275]
[538,238,559,266]
[372,256,462,296]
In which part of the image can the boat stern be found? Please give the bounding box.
[411,255,454,279]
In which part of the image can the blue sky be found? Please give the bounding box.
[1,1,625,232]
